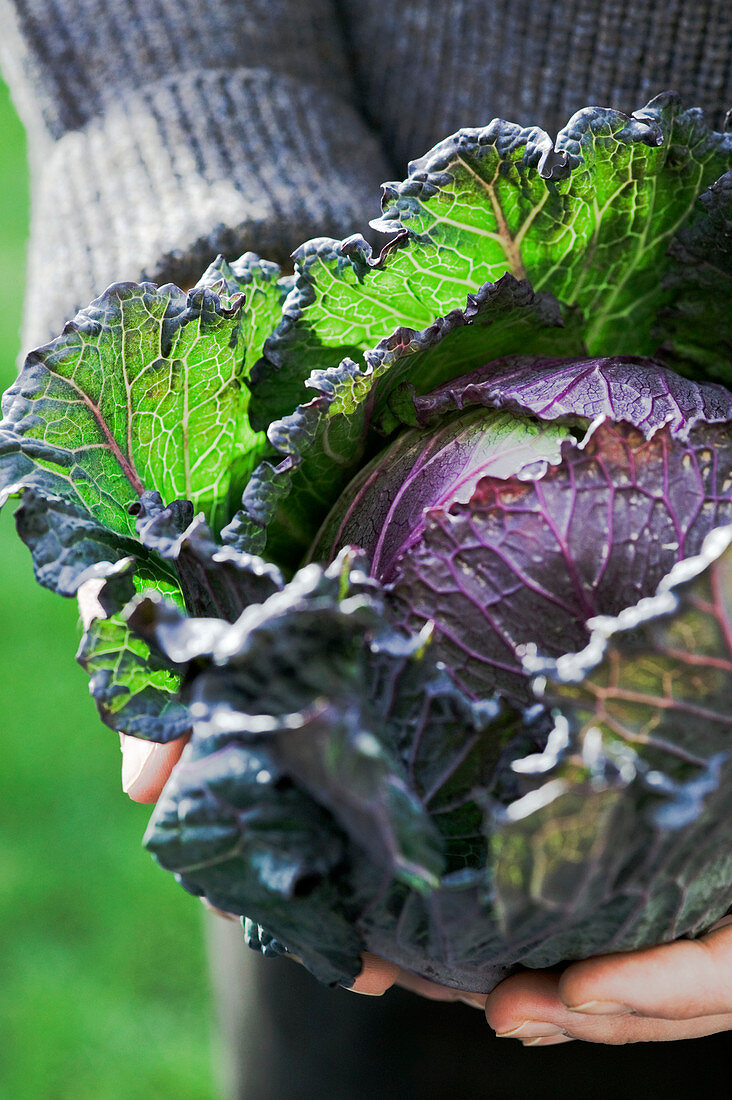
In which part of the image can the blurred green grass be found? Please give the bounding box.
[0,81,216,1098]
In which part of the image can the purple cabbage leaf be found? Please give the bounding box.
[310,351,732,704]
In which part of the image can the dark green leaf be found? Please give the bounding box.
[13,489,147,596]
[133,550,447,891]
[131,490,283,620]
[145,739,363,986]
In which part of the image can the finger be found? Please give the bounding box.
[120,732,189,802]
[486,969,569,1038]
[558,923,732,1020]
[486,970,732,1044]
[347,952,402,996]
[525,1010,732,1046]
[348,956,484,1004]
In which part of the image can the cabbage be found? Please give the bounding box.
[311,357,732,703]
[1,94,730,990]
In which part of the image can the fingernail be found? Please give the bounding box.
[340,985,384,996]
[458,992,487,1010]
[496,1021,566,1039]
[523,1035,576,1047]
[121,737,156,796]
[567,1000,632,1015]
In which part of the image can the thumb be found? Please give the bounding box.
[120,732,189,803]
[558,918,732,1020]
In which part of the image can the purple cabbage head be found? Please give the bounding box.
[3,98,732,993]
[312,356,732,703]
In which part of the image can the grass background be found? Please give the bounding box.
[0,80,217,1099]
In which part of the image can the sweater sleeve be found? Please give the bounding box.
[0,0,392,350]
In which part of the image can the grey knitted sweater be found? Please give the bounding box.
[2,0,731,349]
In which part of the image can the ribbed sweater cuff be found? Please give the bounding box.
[22,67,391,350]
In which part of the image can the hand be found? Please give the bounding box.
[351,921,732,1045]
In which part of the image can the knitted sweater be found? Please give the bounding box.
[2,0,731,350]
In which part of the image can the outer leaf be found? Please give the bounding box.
[658,172,732,385]
[548,98,730,351]
[12,488,149,596]
[228,276,575,563]
[137,550,537,986]
[131,491,283,620]
[132,551,446,891]
[0,273,266,578]
[251,94,732,427]
[485,754,730,972]
[197,251,291,329]
[75,559,191,742]
[196,253,291,505]
[529,524,732,780]
[139,532,731,992]
[145,738,364,986]
[132,551,538,895]
[0,260,286,736]
[74,494,285,741]
[490,525,732,963]
[388,421,732,702]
